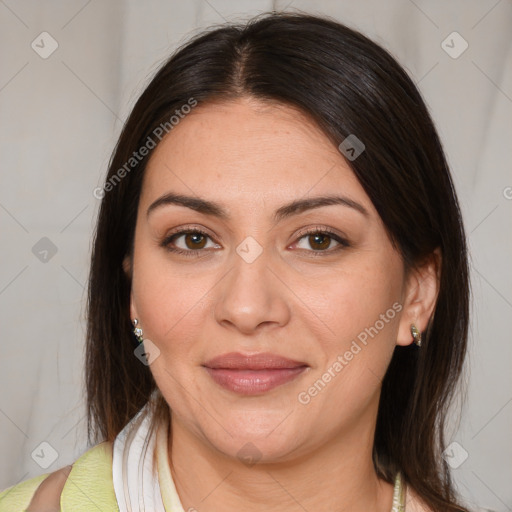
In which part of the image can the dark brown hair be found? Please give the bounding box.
[85,11,470,511]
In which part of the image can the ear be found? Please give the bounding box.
[396,248,441,346]
[122,254,132,277]
[129,294,138,324]
[122,255,138,322]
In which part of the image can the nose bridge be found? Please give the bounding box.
[232,236,270,297]
[214,235,290,332]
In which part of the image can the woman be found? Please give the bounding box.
[0,11,470,512]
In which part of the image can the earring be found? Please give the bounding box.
[410,324,422,347]
[133,318,144,344]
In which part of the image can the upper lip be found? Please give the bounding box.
[203,352,308,370]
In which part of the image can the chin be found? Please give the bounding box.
[214,434,302,466]
[197,414,307,465]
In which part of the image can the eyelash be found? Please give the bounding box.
[160,226,350,258]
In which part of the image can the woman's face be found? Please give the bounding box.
[128,97,423,462]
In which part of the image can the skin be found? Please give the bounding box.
[26,465,71,511]
[125,96,439,512]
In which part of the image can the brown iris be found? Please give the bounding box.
[184,232,207,250]
[308,233,331,251]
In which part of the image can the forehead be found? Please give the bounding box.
[141,97,373,215]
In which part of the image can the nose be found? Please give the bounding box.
[214,245,291,336]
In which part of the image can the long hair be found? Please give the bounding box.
[85,11,470,511]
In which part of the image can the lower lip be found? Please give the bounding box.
[203,366,308,395]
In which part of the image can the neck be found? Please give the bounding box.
[167,406,395,512]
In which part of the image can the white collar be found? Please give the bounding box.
[112,401,174,512]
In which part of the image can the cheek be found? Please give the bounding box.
[296,253,403,405]
[131,247,212,355]
[300,256,403,348]
[295,276,401,424]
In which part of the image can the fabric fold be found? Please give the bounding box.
[112,402,167,512]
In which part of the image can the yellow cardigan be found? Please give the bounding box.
[0,442,119,511]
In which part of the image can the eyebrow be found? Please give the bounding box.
[146,192,369,222]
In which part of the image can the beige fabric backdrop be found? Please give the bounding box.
[0,1,510,510]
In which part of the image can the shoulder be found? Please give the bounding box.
[0,441,116,512]
[60,441,118,510]
[25,465,72,511]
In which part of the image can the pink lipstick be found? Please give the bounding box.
[202,352,308,395]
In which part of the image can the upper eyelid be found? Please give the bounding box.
[294,225,346,239]
[167,225,343,239]
[165,225,217,240]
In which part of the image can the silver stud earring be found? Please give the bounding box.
[410,324,422,347]
[133,318,144,344]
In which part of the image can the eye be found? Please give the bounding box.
[161,228,220,257]
[293,227,350,254]
[161,226,350,258]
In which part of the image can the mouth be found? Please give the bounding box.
[202,352,309,395]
